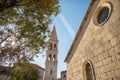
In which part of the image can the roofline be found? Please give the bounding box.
[30,63,45,70]
[64,0,99,63]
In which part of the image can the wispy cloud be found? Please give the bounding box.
[59,14,75,40]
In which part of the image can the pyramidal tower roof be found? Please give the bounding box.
[49,26,58,41]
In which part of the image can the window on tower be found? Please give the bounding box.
[48,54,52,61]
[49,43,52,50]
[54,44,57,49]
[53,55,56,61]
[50,69,52,75]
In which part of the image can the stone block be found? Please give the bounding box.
[98,53,104,61]
[109,17,120,37]
[110,37,119,46]
[91,56,99,63]
[98,47,104,54]
[94,49,99,56]
[115,53,120,62]
[104,41,112,50]
[104,64,111,72]
[101,73,108,80]
[103,33,113,43]
[117,33,120,41]
[115,69,120,77]
[111,55,117,62]
[108,46,116,56]
[103,51,110,59]
[108,70,116,79]
[102,57,112,65]
[97,61,103,68]
[114,44,120,53]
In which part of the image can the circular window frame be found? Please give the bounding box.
[93,2,112,26]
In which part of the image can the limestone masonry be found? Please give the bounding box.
[65,0,120,80]
[44,26,58,80]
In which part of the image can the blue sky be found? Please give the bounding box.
[33,0,91,78]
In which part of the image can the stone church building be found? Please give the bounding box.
[65,0,120,80]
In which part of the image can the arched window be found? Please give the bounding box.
[50,69,52,75]
[83,60,96,80]
[49,43,52,50]
[54,44,57,49]
[48,54,52,61]
[53,55,56,61]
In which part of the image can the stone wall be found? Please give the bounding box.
[44,27,58,80]
[66,0,120,80]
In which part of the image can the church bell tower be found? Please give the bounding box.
[44,26,58,80]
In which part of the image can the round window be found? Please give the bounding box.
[93,2,112,25]
[98,7,109,24]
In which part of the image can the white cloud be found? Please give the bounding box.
[59,14,75,40]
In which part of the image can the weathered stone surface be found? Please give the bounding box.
[65,0,120,80]
[44,27,58,80]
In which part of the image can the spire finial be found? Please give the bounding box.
[50,26,58,41]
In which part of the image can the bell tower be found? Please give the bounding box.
[44,26,58,80]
